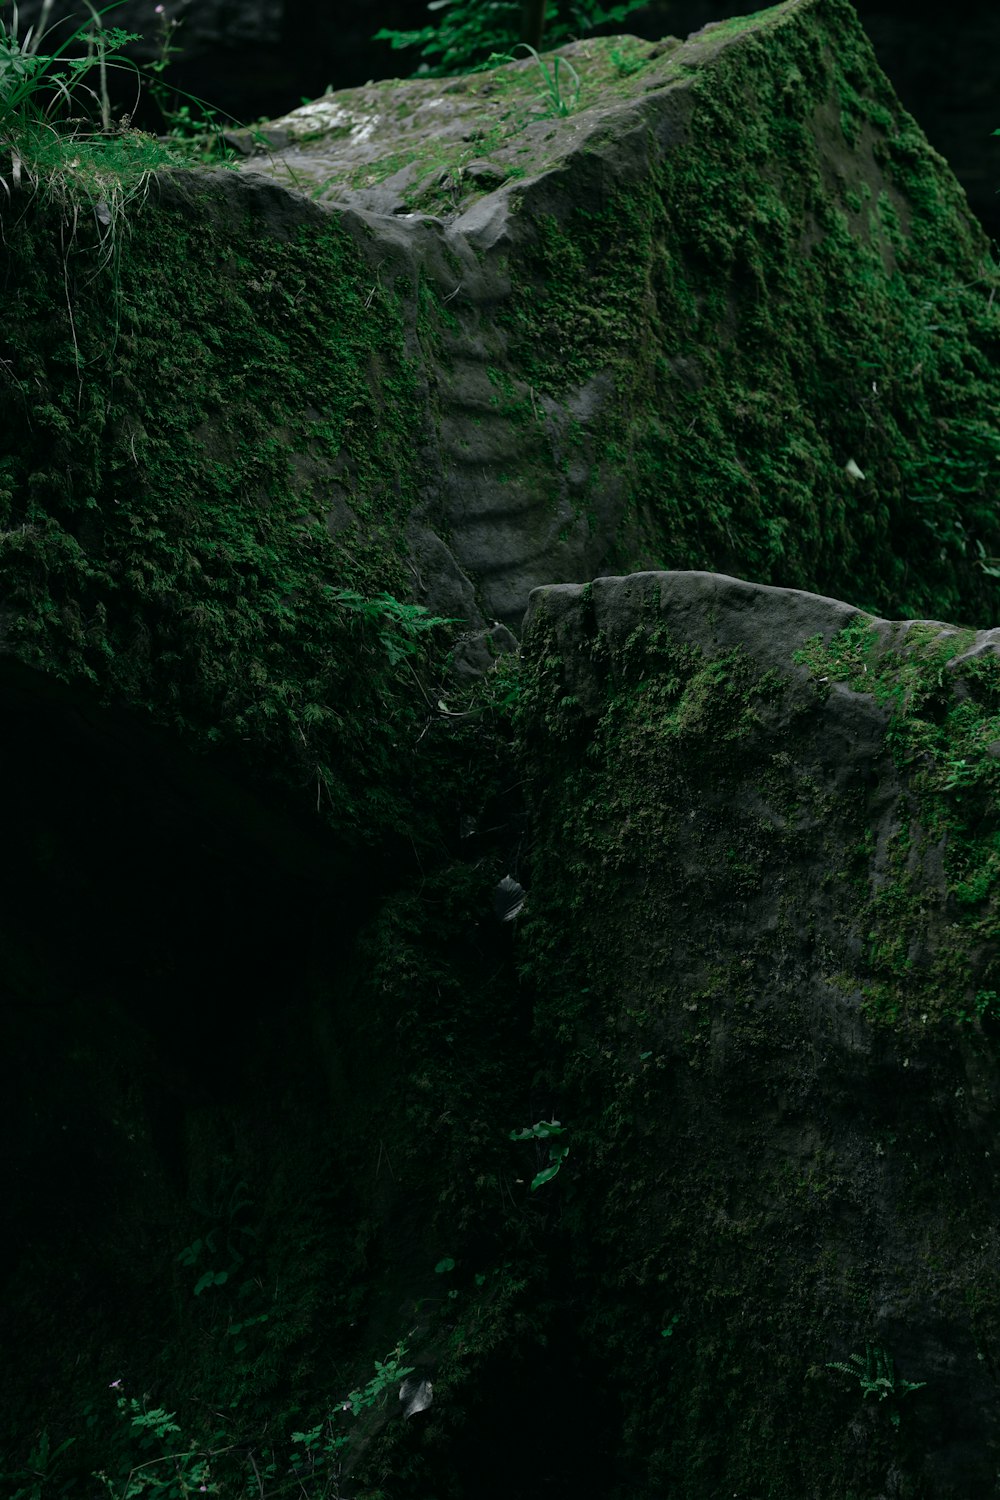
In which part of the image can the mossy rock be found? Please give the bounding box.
[1,0,997,790]
[3,0,1000,1493]
[513,569,1000,1497]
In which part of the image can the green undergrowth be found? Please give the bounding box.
[1,803,549,1498]
[373,0,648,78]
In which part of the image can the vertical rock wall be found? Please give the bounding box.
[513,570,1000,1496]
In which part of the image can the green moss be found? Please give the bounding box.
[4,0,1000,1490]
[0,176,467,852]
[510,590,1000,1496]
[797,616,1000,1029]
[499,0,1000,623]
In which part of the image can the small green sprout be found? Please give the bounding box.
[507,43,580,117]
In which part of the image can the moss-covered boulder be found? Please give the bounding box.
[221,0,1000,629]
[3,0,1000,1494]
[2,0,998,744]
[514,569,1000,1497]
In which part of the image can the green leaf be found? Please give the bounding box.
[435,1256,456,1274]
[510,1119,564,1141]
[530,1160,562,1190]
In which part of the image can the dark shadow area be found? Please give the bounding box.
[0,662,373,1419]
[445,1307,622,1498]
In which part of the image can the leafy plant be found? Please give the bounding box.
[510,1118,569,1189]
[0,0,158,201]
[610,44,646,77]
[374,0,647,79]
[290,1344,415,1481]
[141,5,240,162]
[0,0,241,212]
[0,0,194,384]
[3,1428,78,1499]
[176,1230,250,1299]
[22,1346,418,1500]
[826,1344,925,1425]
[329,588,457,667]
[0,0,218,356]
[0,0,137,134]
[941,755,978,791]
[95,1383,224,1498]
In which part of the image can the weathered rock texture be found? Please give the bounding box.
[2,0,998,747]
[229,0,1000,634]
[3,1,1000,1494]
[16,0,1000,244]
[515,569,1000,1497]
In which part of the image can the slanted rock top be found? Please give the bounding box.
[228,32,691,219]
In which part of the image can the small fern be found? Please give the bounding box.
[328,588,456,666]
[826,1345,925,1426]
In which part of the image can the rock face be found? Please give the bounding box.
[10,566,998,1498]
[3,0,998,718]
[4,1,1000,1494]
[10,565,1000,1497]
[515,570,1000,1496]
[228,0,1000,634]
